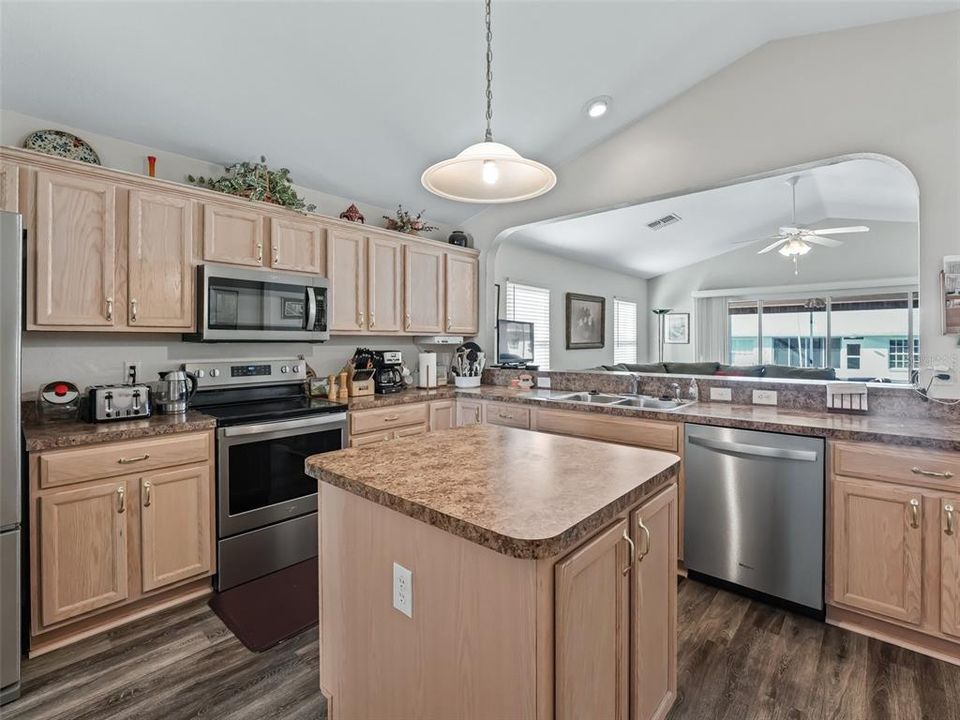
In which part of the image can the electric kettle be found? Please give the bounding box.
[152,369,198,415]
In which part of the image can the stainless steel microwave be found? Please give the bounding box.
[185,264,329,342]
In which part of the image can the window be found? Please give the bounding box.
[505,282,550,369]
[846,343,861,370]
[613,299,638,364]
[888,338,920,369]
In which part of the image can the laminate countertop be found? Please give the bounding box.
[306,424,680,559]
[21,406,216,452]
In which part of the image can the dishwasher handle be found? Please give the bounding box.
[688,435,819,462]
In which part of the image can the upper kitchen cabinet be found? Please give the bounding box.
[445,252,479,335]
[328,228,367,332]
[1,161,18,212]
[127,190,195,329]
[367,235,403,333]
[404,243,444,333]
[269,216,326,275]
[34,170,117,327]
[202,202,264,266]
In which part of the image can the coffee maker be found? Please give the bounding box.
[373,351,405,394]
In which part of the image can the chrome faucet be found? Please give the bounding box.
[632,374,643,396]
[670,382,681,400]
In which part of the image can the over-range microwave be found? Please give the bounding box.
[185,264,329,342]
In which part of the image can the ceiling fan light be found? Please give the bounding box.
[421,141,557,203]
[778,239,811,257]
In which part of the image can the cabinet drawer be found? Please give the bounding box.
[39,432,211,489]
[350,403,429,435]
[534,408,679,452]
[395,423,429,439]
[833,442,960,490]
[350,430,393,448]
[485,402,531,429]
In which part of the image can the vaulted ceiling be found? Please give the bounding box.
[1,1,953,225]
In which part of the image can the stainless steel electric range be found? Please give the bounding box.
[185,359,346,591]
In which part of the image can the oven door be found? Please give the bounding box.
[194,263,329,342]
[217,413,346,538]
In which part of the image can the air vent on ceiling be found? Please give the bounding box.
[646,213,682,231]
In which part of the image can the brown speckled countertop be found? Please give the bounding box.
[306,424,680,559]
[22,405,216,452]
[348,386,457,410]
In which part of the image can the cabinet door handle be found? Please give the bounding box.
[475,407,481,422]
[622,530,636,575]
[498,413,513,419]
[105,297,114,321]
[130,299,138,322]
[272,244,279,265]
[405,312,411,330]
[143,480,152,507]
[912,466,955,479]
[909,498,921,529]
[637,517,651,560]
[383,415,400,422]
[946,504,956,536]
[116,486,126,514]
[118,453,150,464]
[358,310,364,327]
[369,312,375,329]
[256,242,263,263]
[447,317,452,331]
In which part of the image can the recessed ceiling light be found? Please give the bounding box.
[585,96,611,118]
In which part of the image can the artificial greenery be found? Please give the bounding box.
[187,156,316,212]
[383,205,438,234]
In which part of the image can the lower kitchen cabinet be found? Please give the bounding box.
[939,495,960,638]
[457,399,484,426]
[428,400,456,431]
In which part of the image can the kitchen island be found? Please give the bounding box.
[306,424,681,720]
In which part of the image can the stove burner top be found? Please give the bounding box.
[199,396,346,427]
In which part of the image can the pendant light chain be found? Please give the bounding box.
[484,0,493,142]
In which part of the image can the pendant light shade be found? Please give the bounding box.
[421,0,556,204]
[421,141,556,203]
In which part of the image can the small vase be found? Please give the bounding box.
[448,230,469,247]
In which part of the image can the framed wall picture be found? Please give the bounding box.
[566,293,605,349]
[665,312,690,344]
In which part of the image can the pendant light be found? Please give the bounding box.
[421,0,556,204]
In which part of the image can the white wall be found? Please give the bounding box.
[463,12,960,395]
[647,218,917,362]
[494,244,647,370]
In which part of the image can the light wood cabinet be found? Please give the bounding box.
[831,477,923,624]
[34,170,116,327]
[404,244,444,333]
[555,518,630,720]
[140,464,213,593]
[270,216,325,274]
[940,495,960,638]
[445,252,479,335]
[202,202,264,266]
[126,190,195,329]
[0,161,18,212]
[328,228,366,332]
[39,480,128,625]
[631,486,678,720]
[429,400,456,431]
[485,402,531,429]
[367,235,403,333]
[533,407,679,452]
[457,399,484,426]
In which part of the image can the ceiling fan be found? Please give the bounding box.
[753,176,869,274]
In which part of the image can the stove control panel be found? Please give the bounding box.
[184,359,307,388]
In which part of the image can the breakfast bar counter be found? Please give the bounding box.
[306,425,681,720]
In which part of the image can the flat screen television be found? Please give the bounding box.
[497,319,535,366]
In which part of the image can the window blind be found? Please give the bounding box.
[613,299,638,364]
[505,282,551,369]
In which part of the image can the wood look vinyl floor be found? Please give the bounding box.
[4,579,958,720]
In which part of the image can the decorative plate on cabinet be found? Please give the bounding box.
[23,129,101,165]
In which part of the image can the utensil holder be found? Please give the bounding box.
[454,376,481,388]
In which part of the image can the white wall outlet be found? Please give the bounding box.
[752,389,778,406]
[537,375,551,389]
[123,361,142,384]
[393,562,413,618]
[709,387,732,402]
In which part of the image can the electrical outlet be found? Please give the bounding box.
[752,389,778,406]
[123,361,142,384]
[709,387,732,402]
[537,376,551,389]
[393,562,412,618]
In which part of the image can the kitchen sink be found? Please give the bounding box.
[549,392,626,404]
[542,391,695,411]
[614,396,691,410]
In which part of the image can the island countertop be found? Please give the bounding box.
[306,424,680,559]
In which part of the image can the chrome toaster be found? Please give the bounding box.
[85,384,152,422]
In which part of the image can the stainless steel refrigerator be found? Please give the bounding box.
[0,211,22,704]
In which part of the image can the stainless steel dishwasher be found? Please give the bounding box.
[684,423,824,613]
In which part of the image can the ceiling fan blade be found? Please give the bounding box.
[758,238,789,254]
[732,234,784,246]
[779,226,801,234]
[811,226,868,235]
[805,235,844,248]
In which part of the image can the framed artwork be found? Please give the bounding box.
[566,293,605,349]
[665,312,690,344]
[281,297,305,319]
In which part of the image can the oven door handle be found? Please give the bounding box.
[220,413,347,438]
[305,287,317,331]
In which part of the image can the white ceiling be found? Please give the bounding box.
[509,158,919,278]
[1,1,953,224]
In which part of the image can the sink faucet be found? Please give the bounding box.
[670,382,681,400]
[632,374,642,396]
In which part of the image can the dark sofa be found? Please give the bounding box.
[597,361,837,380]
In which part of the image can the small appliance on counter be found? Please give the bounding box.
[451,342,485,388]
[418,352,438,388]
[373,351,405,394]
[36,381,81,421]
[84,384,152,422]
[152,369,198,414]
